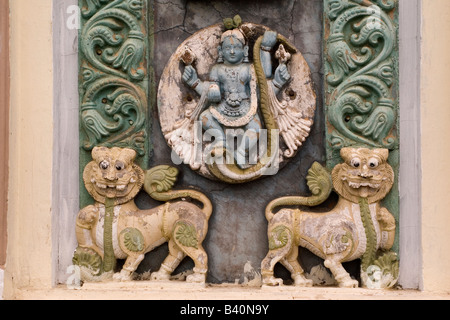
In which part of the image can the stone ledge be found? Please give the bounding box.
[9,281,450,300]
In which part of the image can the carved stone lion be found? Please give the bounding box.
[261,147,397,288]
[73,146,213,284]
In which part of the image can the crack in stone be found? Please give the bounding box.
[152,0,193,36]
[147,0,327,284]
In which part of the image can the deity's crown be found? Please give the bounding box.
[221,15,246,45]
[221,29,246,45]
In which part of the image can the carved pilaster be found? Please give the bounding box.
[78,0,150,207]
[323,0,399,253]
[324,0,398,164]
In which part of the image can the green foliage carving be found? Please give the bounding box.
[121,227,145,252]
[79,0,150,208]
[359,197,377,272]
[80,0,146,80]
[373,251,399,280]
[223,15,242,30]
[175,221,198,249]
[268,225,292,250]
[324,0,399,166]
[72,246,103,276]
[324,0,399,285]
[103,198,116,272]
[80,76,148,155]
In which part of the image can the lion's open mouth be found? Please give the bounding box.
[347,181,380,189]
[93,181,128,191]
[90,177,137,196]
[340,176,383,198]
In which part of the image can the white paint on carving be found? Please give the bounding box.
[241,261,262,287]
[305,264,337,286]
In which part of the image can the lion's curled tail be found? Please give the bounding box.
[143,165,213,219]
[265,162,333,222]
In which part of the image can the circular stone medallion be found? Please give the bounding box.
[158,22,316,183]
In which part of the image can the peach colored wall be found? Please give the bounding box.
[4,0,53,298]
[420,0,450,292]
[0,0,10,269]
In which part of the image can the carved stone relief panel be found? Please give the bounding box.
[158,18,316,183]
[78,0,326,285]
[73,146,212,284]
[261,148,399,289]
[75,0,400,287]
[148,0,327,285]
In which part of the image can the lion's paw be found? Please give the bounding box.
[150,269,171,281]
[262,276,284,286]
[186,272,206,284]
[292,274,313,287]
[113,270,133,281]
[338,278,359,288]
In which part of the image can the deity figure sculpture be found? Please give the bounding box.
[181,27,290,168]
[73,146,213,284]
[158,17,316,183]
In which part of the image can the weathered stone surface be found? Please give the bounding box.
[261,148,398,289]
[137,0,327,284]
[74,146,213,284]
[158,21,316,182]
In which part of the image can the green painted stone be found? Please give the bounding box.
[323,0,399,254]
[78,0,151,208]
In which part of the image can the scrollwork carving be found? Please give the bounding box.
[80,76,147,156]
[322,0,399,288]
[324,0,398,165]
[80,2,146,81]
[79,0,149,207]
